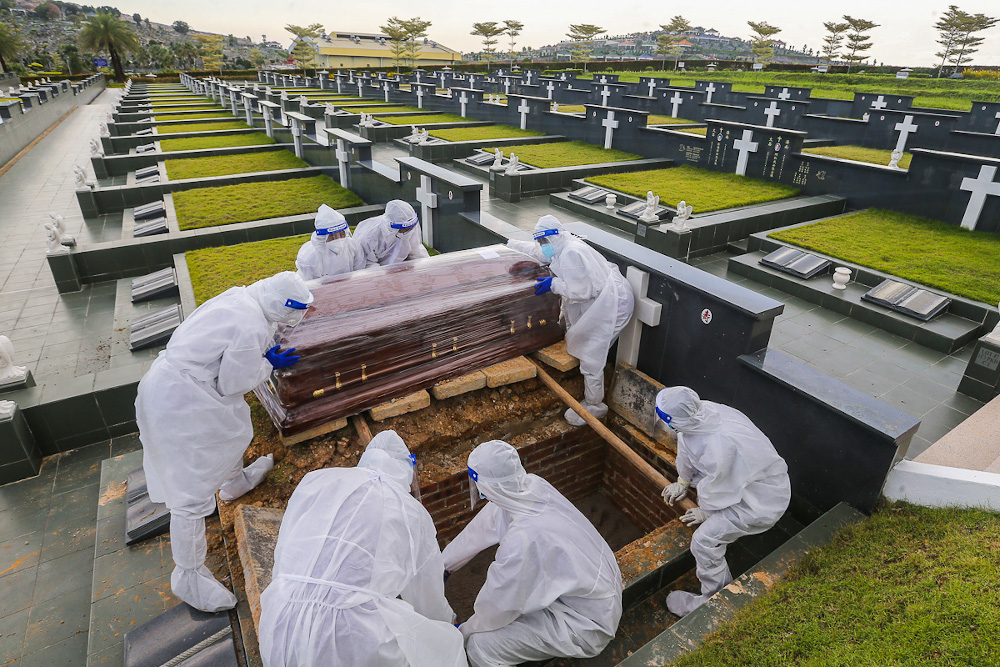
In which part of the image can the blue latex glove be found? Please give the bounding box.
[265,345,300,369]
[454,623,462,628]
[443,569,451,583]
[534,276,553,295]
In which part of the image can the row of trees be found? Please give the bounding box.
[470,20,523,67]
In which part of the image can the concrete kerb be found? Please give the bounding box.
[882,459,1000,509]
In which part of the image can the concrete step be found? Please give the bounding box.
[618,502,865,666]
[725,238,748,255]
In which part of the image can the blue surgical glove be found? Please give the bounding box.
[443,569,451,583]
[454,623,462,628]
[534,276,553,295]
[265,345,300,369]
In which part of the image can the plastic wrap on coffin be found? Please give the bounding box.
[255,245,564,436]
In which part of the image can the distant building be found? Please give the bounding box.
[296,31,460,68]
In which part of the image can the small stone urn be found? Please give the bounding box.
[832,267,852,290]
[605,194,617,209]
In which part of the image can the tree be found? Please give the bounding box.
[249,48,265,68]
[0,21,26,73]
[841,16,879,73]
[172,20,189,34]
[503,19,524,66]
[195,34,224,71]
[399,17,431,67]
[380,17,410,73]
[934,6,998,76]
[58,43,84,74]
[35,3,61,20]
[172,40,199,69]
[747,20,781,63]
[657,16,692,69]
[471,22,505,67]
[132,13,141,25]
[285,23,323,68]
[78,11,139,82]
[566,23,604,72]
[821,20,850,61]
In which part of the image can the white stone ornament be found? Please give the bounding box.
[605,194,617,209]
[832,267,852,290]
[639,191,660,222]
[862,112,870,122]
[48,213,75,245]
[89,138,104,157]
[74,165,95,190]
[552,101,560,112]
[418,129,432,145]
[672,201,693,230]
[324,102,336,115]
[44,223,66,254]
[0,400,16,420]
[888,150,903,169]
[504,153,520,175]
[99,122,109,137]
[490,148,504,171]
[0,336,28,386]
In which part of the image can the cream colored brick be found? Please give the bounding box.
[431,371,487,400]
[483,356,537,388]
[369,389,431,421]
[532,340,579,372]
[279,417,348,447]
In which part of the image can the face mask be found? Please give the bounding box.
[280,308,307,327]
[326,237,346,255]
[478,489,487,500]
[541,243,556,260]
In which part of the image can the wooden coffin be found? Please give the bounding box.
[255,245,564,436]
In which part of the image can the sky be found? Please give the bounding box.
[112,0,1000,66]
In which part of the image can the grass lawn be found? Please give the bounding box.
[769,209,1000,303]
[554,104,586,113]
[159,133,276,152]
[803,145,913,170]
[156,120,251,135]
[148,105,225,113]
[495,141,642,168]
[376,113,470,125]
[429,125,545,141]
[187,235,308,304]
[674,503,1000,666]
[165,149,307,180]
[647,115,697,125]
[154,112,233,122]
[587,165,799,213]
[348,105,423,113]
[675,127,708,136]
[172,175,363,231]
[150,98,211,106]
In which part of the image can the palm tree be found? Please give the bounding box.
[0,22,27,73]
[78,11,139,82]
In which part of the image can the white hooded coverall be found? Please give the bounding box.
[135,272,312,612]
[353,199,431,267]
[259,431,467,667]
[657,387,791,616]
[508,216,634,423]
[443,441,623,667]
[295,204,366,280]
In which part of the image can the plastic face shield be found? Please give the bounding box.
[280,298,311,327]
[410,453,421,500]
[316,219,349,240]
[390,216,419,235]
[468,466,482,510]
[655,406,678,432]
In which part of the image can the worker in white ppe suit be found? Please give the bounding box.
[259,430,467,667]
[656,386,791,617]
[295,204,366,280]
[442,440,622,667]
[353,199,430,266]
[507,216,634,425]
[135,271,314,612]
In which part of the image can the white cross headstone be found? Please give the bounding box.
[416,86,424,109]
[348,72,355,84]
[546,81,555,99]
[525,71,533,85]
[439,71,446,87]
[959,165,1000,230]
[616,266,662,366]
[600,85,612,106]
[870,95,888,110]
[777,87,791,100]
[468,74,476,87]
[517,99,530,130]
[415,72,421,83]
[994,111,1000,135]
[415,174,438,247]
[599,76,608,84]
[459,91,470,117]
[602,110,619,150]
[733,129,759,176]
[893,115,919,153]
[669,91,683,118]
[704,83,717,104]
[560,73,567,81]
[764,101,781,127]
[384,82,391,103]
[357,80,364,97]
[336,76,342,94]
[647,79,656,97]
[335,139,351,188]
[504,78,511,95]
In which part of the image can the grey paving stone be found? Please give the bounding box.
[0,567,37,617]
[33,548,94,603]
[22,586,90,655]
[20,632,89,667]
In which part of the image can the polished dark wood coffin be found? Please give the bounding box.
[255,245,563,436]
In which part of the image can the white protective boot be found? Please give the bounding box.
[564,402,609,426]
[218,454,274,501]
[169,511,237,612]
[666,590,707,617]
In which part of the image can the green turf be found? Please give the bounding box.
[429,125,546,141]
[156,120,251,135]
[154,112,233,122]
[554,104,586,113]
[803,145,913,170]
[769,209,1000,304]
[376,113,469,125]
[165,150,307,180]
[159,133,276,152]
[345,105,424,113]
[187,235,308,304]
[494,141,642,168]
[587,165,799,213]
[147,105,223,113]
[647,115,697,125]
[150,98,212,106]
[172,175,363,231]
[674,503,1000,666]
[674,127,708,136]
